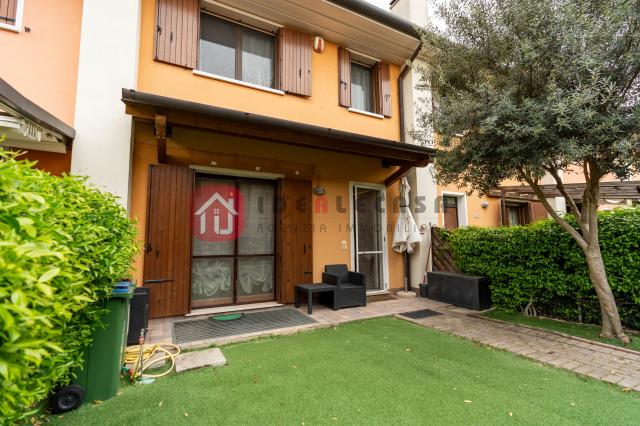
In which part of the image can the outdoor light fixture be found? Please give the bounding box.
[481,201,489,209]
[313,186,326,196]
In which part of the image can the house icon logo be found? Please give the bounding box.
[193,183,244,241]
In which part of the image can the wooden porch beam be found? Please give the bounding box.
[154,114,167,163]
[126,104,428,164]
[384,157,430,187]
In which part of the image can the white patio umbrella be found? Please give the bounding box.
[392,177,421,296]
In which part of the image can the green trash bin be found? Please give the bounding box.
[49,283,134,413]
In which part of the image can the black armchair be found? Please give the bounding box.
[322,264,367,309]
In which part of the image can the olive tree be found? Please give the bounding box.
[414,0,640,343]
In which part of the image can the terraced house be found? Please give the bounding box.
[0,0,434,319]
[123,0,435,317]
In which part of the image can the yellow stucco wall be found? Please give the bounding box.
[0,0,83,126]
[137,0,402,141]
[130,122,405,291]
[437,184,502,228]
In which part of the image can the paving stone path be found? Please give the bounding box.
[402,312,640,391]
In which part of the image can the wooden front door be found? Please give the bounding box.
[443,196,459,229]
[143,164,194,318]
[276,178,313,303]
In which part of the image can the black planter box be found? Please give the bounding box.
[426,272,491,310]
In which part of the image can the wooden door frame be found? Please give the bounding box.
[348,181,389,295]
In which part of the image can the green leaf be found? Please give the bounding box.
[38,267,60,283]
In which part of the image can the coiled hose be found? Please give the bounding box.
[124,344,181,379]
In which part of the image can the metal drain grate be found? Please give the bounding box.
[399,309,442,319]
[173,308,317,344]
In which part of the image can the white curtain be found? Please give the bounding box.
[191,258,233,299]
[238,257,274,294]
[242,30,274,88]
[199,14,236,79]
[351,63,372,112]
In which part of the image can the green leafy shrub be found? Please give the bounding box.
[439,208,640,329]
[0,150,138,423]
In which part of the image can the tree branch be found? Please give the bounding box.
[547,168,582,223]
[523,174,588,251]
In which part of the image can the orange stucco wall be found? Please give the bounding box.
[0,0,83,126]
[437,184,502,228]
[130,123,405,292]
[13,149,72,176]
[137,0,402,141]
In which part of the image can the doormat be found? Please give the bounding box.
[173,308,317,344]
[399,309,442,320]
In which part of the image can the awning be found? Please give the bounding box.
[121,88,433,186]
[0,78,75,153]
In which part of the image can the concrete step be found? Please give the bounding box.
[175,348,226,373]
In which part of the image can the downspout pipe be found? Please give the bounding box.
[398,43,422,143]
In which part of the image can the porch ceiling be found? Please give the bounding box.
[121,88,433,185]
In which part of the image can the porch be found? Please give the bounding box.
[145,295,467,348]
[122,89,434,319]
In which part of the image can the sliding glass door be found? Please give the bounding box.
[191,175,275,308]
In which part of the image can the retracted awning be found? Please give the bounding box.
[0,78,75,153]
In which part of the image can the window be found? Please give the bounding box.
[351,62,373,112]
[199,13,275,88]
[0,0,23,32]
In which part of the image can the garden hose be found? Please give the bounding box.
[125,343,181,379]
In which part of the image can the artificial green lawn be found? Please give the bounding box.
[51,317,640,425]
[483,310,640,352]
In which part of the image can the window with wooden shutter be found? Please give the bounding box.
[338,47,352,107]
[379,62,392,117]
[277,28,311,96]
[0,0,22,31]
[154,0,199,69]
[371,62,392,117]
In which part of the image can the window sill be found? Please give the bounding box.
[193,70,285,95]
[0,23,20,33]
[348,108,384,119]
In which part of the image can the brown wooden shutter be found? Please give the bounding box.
[277,28,312,96]
[500,197,508,226]
[528,201,549,223]
[372,62,392,117]
[154,0,199,69]
[143,164,194,318]
[0,0,17,25]
[338,47,351,107]
[276,179,313,304]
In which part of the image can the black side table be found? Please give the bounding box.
[295,283,337,314]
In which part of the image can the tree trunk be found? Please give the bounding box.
[582,240,630,343]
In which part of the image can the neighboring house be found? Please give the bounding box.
[0,0,83,175]
[391,0,640,286]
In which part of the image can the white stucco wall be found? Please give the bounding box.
[392,0,439,288]
[71,0,141,209]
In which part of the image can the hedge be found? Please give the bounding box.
[0,150,138,423]
[438,208,640,329]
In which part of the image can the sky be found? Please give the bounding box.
[364,0,392,10]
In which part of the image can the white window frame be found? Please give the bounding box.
[0,0,24,33]
[349,181,390,295]
[441,191,468,228]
